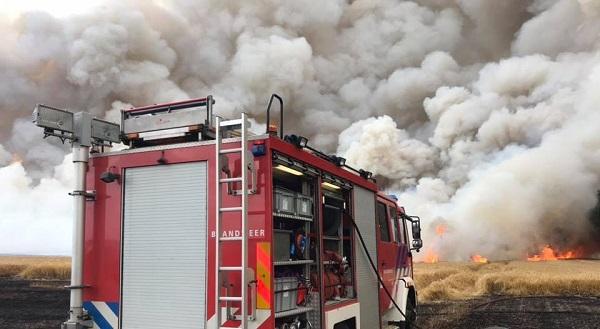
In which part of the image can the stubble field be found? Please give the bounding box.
[0,255,70,280]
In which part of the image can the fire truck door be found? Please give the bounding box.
[353,186,380,328]
[376,201,397,314]
[121,162,208,329]
[391,207,410,274]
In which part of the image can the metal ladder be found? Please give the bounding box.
[215,113,256,329]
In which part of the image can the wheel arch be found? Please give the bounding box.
[381,276,417,324]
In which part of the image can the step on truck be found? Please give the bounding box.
[32,94,424,329]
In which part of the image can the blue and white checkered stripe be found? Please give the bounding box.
[83,301,119,329]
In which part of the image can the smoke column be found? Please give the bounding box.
[1,0,599,258]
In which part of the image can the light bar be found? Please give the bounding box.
[321,181,340,190]
[274,164,304,176]
[139,127,190,141]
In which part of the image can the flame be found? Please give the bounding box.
[420,224,447,263]
[27,60,57,82]
[11,153,23,164]
[471,254,489,263]
[527,245,582,261]
[423,248,439,263]
[435,224,447,237]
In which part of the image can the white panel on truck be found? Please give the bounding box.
[353,186,380,329]
[121,162,207,329]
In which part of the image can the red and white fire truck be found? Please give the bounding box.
[34,95,423,329]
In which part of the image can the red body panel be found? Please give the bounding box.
[82,135,413,329]
[83,140,273,326]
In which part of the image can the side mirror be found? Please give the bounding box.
[411,220,421,240]
[411,239,423,251]
[409,216,422,252]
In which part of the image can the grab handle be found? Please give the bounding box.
[265,94,283,138]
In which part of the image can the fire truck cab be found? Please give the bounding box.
[80,95,423,329]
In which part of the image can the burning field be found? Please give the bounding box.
[420,222,600,263]
[414,259,600,302]
[416,226,600,302]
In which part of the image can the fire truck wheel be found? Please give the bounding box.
[332,322,350,329]
[402,296,418,329]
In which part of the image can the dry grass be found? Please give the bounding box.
[3,256,599,300]
[414,260,600,302]
[0,255,70,280]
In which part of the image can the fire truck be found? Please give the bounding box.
[33,95,423,329]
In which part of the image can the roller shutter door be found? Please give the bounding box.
[121,162,207,329]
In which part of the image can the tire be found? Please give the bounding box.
[333,322,351,329]
[403,297,417,329]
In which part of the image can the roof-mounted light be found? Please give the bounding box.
[32,104,119,147]
[359,169,373,180]
[284,134,308,148]
[329,155,346,167]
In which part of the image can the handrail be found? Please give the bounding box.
[265,94,283,138]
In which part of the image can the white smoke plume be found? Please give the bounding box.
[1,0,599,259]
[0,153,73,255]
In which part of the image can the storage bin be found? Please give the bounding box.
[295,194,313,218]
[274,187,295,214]
[275,277,298,313]
[274,229,292,261]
